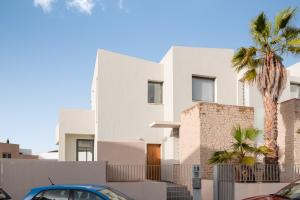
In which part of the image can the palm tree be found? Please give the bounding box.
[232,7,300,164]
[208,126,271,165]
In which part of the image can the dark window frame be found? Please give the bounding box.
[2,153,11,159]
[76,139,94,162]
[147,81,163,104]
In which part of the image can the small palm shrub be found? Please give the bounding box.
[209,126,272,165]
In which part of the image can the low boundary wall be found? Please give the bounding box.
[0,159,106,200]
[235,182,289,200]
[108,182,167,200]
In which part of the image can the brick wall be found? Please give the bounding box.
[179,102,254,178]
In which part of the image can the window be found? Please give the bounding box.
[290,82,300,99]
[76,139,94,162]
[2,153,11,159]
[148,81,162,104]
[98,188,129,200]
[34,190,70,200]
[73,190,101,200]
[192,76,215,102]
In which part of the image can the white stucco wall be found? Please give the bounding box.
[96,50,164,144]
[58,109,95,161]
[57,46,300,162]
[160,47,176,162]
[171,47,238,121]
[160,47,239,161]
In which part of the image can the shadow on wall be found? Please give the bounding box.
[278,99,296,165]
[97,141,146,165]
[179,144,219,179]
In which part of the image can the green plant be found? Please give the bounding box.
[232,7,300,164]
[208,126,272,165]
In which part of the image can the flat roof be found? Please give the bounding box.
[149,121,181,128]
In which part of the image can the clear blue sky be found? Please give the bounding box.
[0,0,300,153]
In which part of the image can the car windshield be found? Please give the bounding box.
[276,183,300,199]
[98,188,130,200]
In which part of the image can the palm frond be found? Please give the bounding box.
[232,47,259,72]
[251,12,271,45]
[288,46,300,55]
[232,126,243,143]
[281,26,300,40]
[288,38,300,46]
[274,7,297,35]
[208,151,235,164]
[241,156,256,165]
[242,69,257,83]
[245,128,260,141]
[254,146,273,156]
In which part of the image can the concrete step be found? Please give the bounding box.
[167,184,193,200]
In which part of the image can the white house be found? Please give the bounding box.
[56,46,300,164]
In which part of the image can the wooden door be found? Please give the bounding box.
[147,144,161,180]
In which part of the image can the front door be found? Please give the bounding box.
[147,144,161,180]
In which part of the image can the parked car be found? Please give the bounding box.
[243,179,300,199]
[0,188,11,200]
[23,185,133,200]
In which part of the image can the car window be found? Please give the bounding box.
[277,183,300,199]
[73,190,101,200]
[0,189,11,200]
[98,189,128,200]
[33,190,70,200]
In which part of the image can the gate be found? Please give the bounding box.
[213,165,235,200]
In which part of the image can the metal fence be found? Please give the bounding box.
[214,164,300,200]
[106,164,193,184]
[233,164,300,183]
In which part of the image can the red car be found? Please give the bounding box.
[243,180,300,199]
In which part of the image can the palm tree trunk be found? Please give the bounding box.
[263,94,279,164]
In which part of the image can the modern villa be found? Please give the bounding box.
[55,46,300,167]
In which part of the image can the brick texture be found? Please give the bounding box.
[278,99,300,165]
[179,102,254,178]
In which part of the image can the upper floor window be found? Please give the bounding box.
[148,81,163,104]
[192,76,215,102]
[290,82,300,99]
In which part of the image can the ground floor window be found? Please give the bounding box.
[2,153,11,159]
[76,139,94,161]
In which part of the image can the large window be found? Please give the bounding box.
[76,139,94,162]
[148,81,163,104]
[192,76,215,102]
[290,82,300,99]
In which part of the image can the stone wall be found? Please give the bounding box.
[179,102,254,178]
[278,99,300,165]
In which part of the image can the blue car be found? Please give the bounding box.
[23,185,133,200]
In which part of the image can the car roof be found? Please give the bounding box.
[30,184,106,192]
